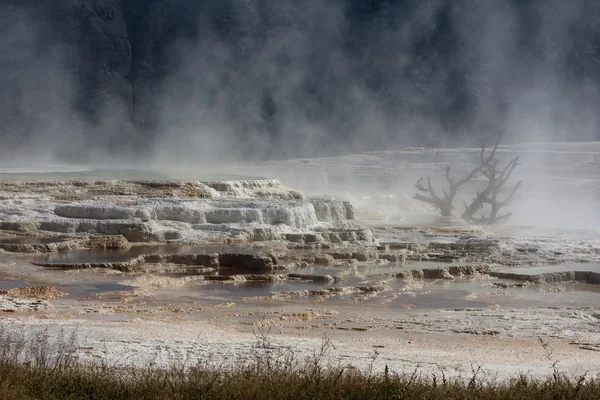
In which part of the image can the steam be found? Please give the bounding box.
[150,0,600,162]
[455,0,600,144]
[0,5,83,164]
[0,0,599,164]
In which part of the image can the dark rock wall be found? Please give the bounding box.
[0,0,136,156]
[1,0,599,160]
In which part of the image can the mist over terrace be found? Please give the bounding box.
[0,0,599,165]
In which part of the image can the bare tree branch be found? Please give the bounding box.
[460,132,522,224]
[413,130,521,223]
[498,180,522,208]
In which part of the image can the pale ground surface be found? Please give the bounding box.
[2,307,599,381]
[1,142,600,381]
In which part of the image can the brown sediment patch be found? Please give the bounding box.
[395,264,492,280]
[218,253,278,270]
[328,251,379,262]
[0,238,78,253]
[34,252,280,273]
[273,282,389,299]
[281,242,496,267]
[413,242,496,261]
[210,309,340,327]
[140,182,214,198]
[89,291,143,301]
[121,302,238,314]
[233,274,287,281]
[282,257,359,269]
[143,253,220,267]
[146,253,279,272]
[376,239,500,263]
[0,180,214,198]
[123,274,208,289]
[0,286,65,300]
[287,273,348,283]
[124,271,351,289]
[0,235,130,253]
[83,236,131,250]
[0,180,304,200]
[278,253,336,265]
[279,252,386,268]
[200,274,288,283]
[286,243,333,250]
[64,268,125,276]
[490,270,600,285]
[34,256,147,272]
[139,264,217,275]
[37,314,74,320]
[335,325,376,332]
[486,281,531,289]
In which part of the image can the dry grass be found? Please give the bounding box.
[0,326,598,400]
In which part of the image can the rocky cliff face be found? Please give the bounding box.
[0,0,213,157]
[0,0,136,155]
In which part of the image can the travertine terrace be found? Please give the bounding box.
[1,147,599,380]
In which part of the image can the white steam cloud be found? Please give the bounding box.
[0,0,598,165]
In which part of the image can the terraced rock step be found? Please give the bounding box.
[396,264,492,280]
[0,180,373,245]
[274,283,389,298]
[0,236,129,253]
[34,252,279,273]
[491,270,600,285]
[0,180,304,200]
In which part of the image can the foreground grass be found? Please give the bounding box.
[0,328,598,399]
[1,360,599,400]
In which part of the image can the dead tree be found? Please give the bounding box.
[460,137,501,221]
[413,137,499,217]
[473,157,521,224]
[413,167,466,217]
[461,137,522,224]
[460,184,492,221]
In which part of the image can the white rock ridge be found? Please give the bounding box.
[0,180,374,244]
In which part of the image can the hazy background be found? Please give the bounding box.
[1,0,599,164]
